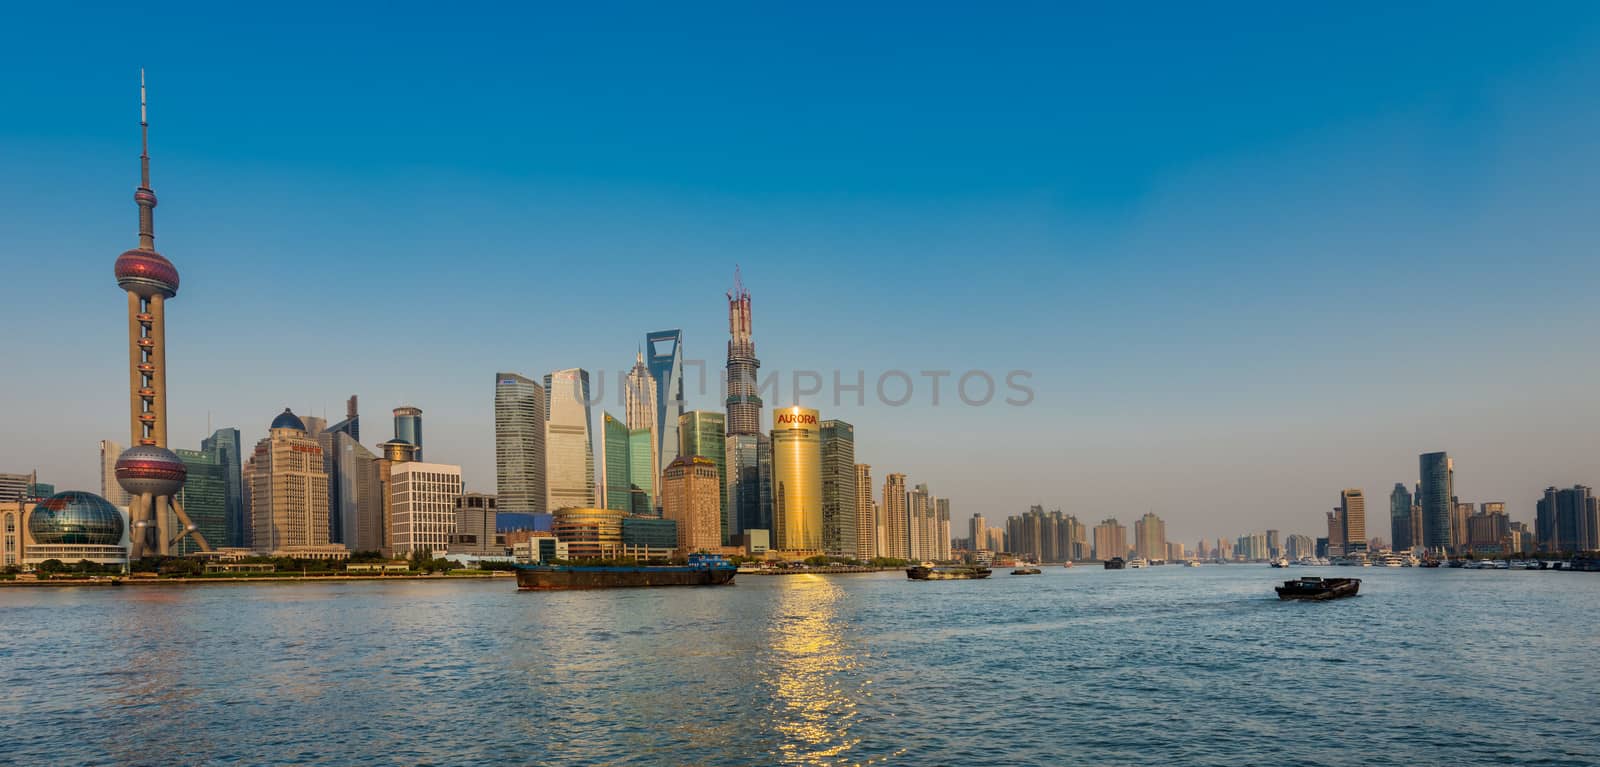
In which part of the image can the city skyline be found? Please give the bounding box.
[6,6,1600,542]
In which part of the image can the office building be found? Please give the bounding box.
[495,373,547,515]
[680,410,728,539]
[393,406,424,461]
[328,432,384,553]
[389,462,463,556]
[661,456,723,555]
[647,329,685,473]
[882,473,909,559]
[1390,483,1414,551]
[600,413,632,512]
[1537,486,1599,553]
[1093,518,1127,561]
[1419,452,1453,552]
[174,447,228,556]
[1326,509,1345,556]
[451,493,500,556]
[624,353,659,510]
[853,464,876,560]
[198,428,244,548]
[552,507,625,560]
[1340,489,1367,554]
[621,516,678,563]
[818,420,857,558]
[1134,512,1166,561]
[544,369,595,511]
[771,406,823,553]
[99,440,132,508]
[1286,534,1314,560]
[248,409,340,557]
[727,434,771,540]
[1466,503,1510,554]
[724,268,762,434]
[628,426,656,516]
[0,474,30,503]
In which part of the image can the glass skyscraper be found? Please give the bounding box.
[495,373,547,515]
[600,413,631,512]
[819,419,857,558]
[1390,483,1414,551]
[199,427,243,548]
[544,369,595,511]
[1419,452,1453,552]
[646,329,685,474]
[771,406,823,552]
[679,410,727,540]
[628,427,655,516]
[175,447,228,555]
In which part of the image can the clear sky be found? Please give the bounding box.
[4,2,1599,544]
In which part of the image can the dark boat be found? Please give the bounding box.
[906,563,992,580]
[1275,576,1360,601]
[1103,557,1126,570]
[1011,567,1042,575]
[515,553,736,590]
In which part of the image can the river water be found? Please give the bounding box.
[2,566,1596,765]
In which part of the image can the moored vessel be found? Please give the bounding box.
[906,562,992,580]
[1103,557,1126,570]
[1011,566,1042,575]
[515,553,736,590]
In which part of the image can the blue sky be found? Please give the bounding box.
[4,2,1599,542]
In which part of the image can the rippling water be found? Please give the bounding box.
[2,567,1597,765]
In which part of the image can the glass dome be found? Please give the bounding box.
[28,491,125,546]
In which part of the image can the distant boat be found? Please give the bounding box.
[1269,557,1289,568]
[907,562,992,581]
[1011,567,1042,575]
[1061,561,1075,568]
[1275,576,1361,601]
[1103,557,1126,570]
[515,553,736,591]
[1127,557,1148,569]
[1184,559,1200,567]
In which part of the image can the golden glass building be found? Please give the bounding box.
[770,406,823,553]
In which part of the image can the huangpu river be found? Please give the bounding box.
[3,566,1598,765]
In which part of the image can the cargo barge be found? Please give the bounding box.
[906,562,992,580]
[515,554,737,590]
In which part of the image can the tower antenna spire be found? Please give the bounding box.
[135,69,157,250]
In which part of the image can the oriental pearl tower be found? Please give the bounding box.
[113,71,210,559]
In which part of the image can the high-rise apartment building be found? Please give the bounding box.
[1419,452,1453,552]
[1452,501,1474,553]
[818,420,857,558]
[680,411,728,540]
[854,464,876,560]
[248,409,336,556]
[495,373,547,516]
[1537,486,1599,553]
[1093,518,1126,561]
[1340,489,1367,554]
[646,329,685,474]
[661,456,723,555]
[544,369,595,511]
[882,473,909,559]
[390,462,463,556]
[908,484,933,561]
[1134,512,1166,561]
[771,406,823,553]
[393,406,424,461]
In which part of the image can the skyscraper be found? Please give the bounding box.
[882,473,909,559]
[819,420,857,558]
[724,269,771,543]
[646,329,685,473]
[628,426,656,516]
[175,447,228,555]
[854,464,876,560]
[771,406,823,553]
[111,73,208,558]
[935,497,951,561]
[624,353,659,510]
[393,406,424,461]
[99,440,131,508]
[680,411,728,540]
[1537,486,1599,553]
[661,456,723,555]
[249,409,335,555]
[1340,489,1367,554]
[317,398,361,546]
[1093,518,1127,561]
[544,369,595,511]
[908,484,932,561]
[1134,512,1166,561]
[495,373,547,515]
[599,413,631,512]
[724,268,762,434]
[1390,482,1414,552]
[1419,451,1453,552]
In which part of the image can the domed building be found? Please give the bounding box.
[4,491,131,566]
[245,409,346,559]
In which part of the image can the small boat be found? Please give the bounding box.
[1103,557,1126,570]
[1061,561,1075,568]
[1185,559,1200,567]
[1269,557,1289,568]
[1275,576,1360,601]
[1011,567,1042,575]
[907,562,992,581]
[1127,557,1149,569]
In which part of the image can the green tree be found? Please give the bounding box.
[36,559,65,573]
